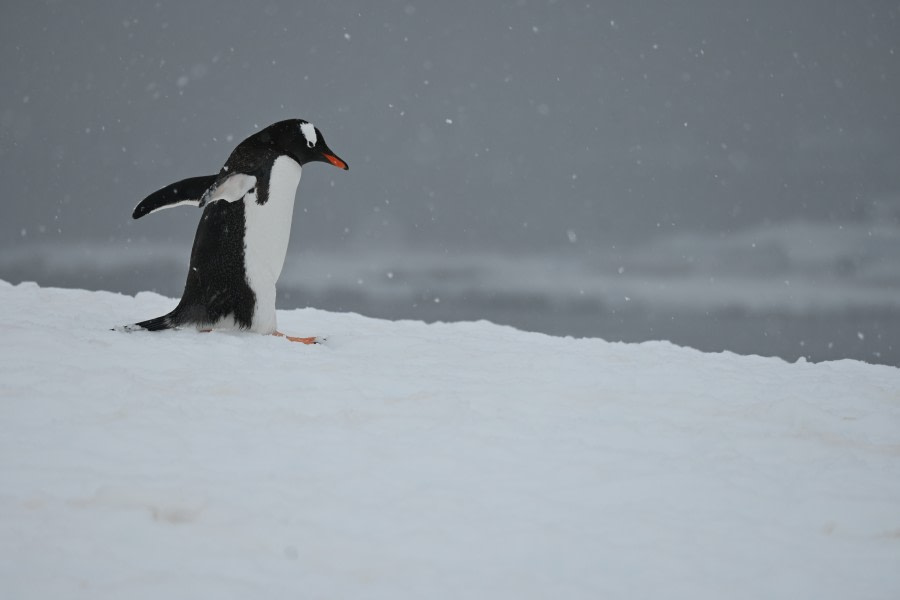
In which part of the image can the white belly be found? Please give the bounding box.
[242,155,302,333]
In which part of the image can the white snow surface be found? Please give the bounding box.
[1,279,899,599]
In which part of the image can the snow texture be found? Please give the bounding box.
[1,280,899,599]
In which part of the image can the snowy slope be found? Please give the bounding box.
[1,279,899,600]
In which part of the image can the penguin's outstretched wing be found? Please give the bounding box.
[132,175,218,219]
[198,173,258,208]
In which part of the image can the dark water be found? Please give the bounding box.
[293,287,899,367]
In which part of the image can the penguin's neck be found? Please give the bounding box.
[243,155,302,286]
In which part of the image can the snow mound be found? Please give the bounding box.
[1,280,898,599]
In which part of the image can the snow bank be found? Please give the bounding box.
[1,280,898,599]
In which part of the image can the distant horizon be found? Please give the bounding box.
[2,216,897,365]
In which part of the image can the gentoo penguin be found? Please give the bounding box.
[122,119,348,343]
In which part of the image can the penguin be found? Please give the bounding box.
[121,119,348,343]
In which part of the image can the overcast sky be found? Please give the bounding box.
[1,0,897,253]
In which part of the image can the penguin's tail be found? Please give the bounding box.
[114,309,182,333]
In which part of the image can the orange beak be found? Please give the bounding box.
[323,153,349,170]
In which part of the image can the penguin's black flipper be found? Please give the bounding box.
[132,175,218,219]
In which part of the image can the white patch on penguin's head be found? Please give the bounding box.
[299,121,317,148]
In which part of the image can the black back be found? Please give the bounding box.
[167,133,288,328]
[171,200,256,329]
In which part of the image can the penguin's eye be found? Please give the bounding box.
[306,140,315,149]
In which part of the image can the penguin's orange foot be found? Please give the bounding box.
[273,331,319,344]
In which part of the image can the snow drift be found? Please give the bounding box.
[1,280,898,599]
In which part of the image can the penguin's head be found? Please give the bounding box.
[264,119,349,171]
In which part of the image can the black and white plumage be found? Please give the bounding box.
[122,119,348,337]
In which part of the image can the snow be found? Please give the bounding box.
[1,279,899,599]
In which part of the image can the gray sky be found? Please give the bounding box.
[2,0,898,252]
